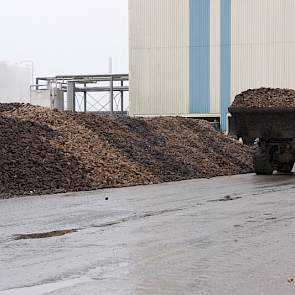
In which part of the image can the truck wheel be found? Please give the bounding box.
[277,162,294,174]
[254,145,273,175]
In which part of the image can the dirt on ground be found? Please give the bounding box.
[0,103,254,198]
[15,229,78,240]
[231,88,295,108]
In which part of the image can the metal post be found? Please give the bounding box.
[83,83,87,112]
[67,81,75,111]
[120,80,124,114]
[110,76,114,113]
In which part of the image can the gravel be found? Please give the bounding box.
[0,103,254,198]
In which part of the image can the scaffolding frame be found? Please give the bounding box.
[35,74,129,113]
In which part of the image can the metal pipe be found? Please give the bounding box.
[120,80,124,114]
[83,83,87,112]
[37,74,128,82]
[110,76,114,113]
[75,86,128,92]
[55,74,128,79]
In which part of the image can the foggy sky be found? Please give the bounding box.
[0,0,128,77]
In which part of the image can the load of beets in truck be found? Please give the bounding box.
[231,88,295,108]
[229,88,295,175]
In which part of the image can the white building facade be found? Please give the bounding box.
[129,0,295,129]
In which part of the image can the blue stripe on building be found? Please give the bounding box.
[220,0,231,131]
[189,0,210,114]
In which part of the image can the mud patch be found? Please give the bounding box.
[265,217,277,221]
[219,195,242,202]
[208,195,242,203]
[15,229,78,240]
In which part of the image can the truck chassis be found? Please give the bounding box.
[229,107,295,175]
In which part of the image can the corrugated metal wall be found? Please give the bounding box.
[129,0,295,124]
[129,0,190,116]
[231,0,295,100]
[220,0,231,130]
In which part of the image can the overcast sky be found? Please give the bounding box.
[0,0,128,77]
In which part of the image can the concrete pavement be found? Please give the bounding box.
[1,173,295,294]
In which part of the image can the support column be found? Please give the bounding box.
[83,83,87,112]
[67,81,75,111]
[36,78,40,90]
[120,80,124,114]
[110,76,114,113]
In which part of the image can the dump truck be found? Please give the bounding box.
[229,107,295,175]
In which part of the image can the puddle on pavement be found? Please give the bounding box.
[15,229,78,240]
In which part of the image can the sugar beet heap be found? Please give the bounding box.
[0,103,253,198]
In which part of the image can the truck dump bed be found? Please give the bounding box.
[229,107,295,140]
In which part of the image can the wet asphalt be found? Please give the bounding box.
[1,173,295,294]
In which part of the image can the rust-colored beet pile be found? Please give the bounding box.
[0,103,253,198]
[231,88,295,108]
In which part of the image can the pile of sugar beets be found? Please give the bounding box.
[0,103,254,198]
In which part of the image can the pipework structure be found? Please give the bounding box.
[32,74,129,113]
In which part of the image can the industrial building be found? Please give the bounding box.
[0,62,31,103]
[129,0,295,129]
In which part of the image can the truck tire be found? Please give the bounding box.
[254,145,273,175]
[277,162,294,174]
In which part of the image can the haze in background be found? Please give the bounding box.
[0,0,128,77]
